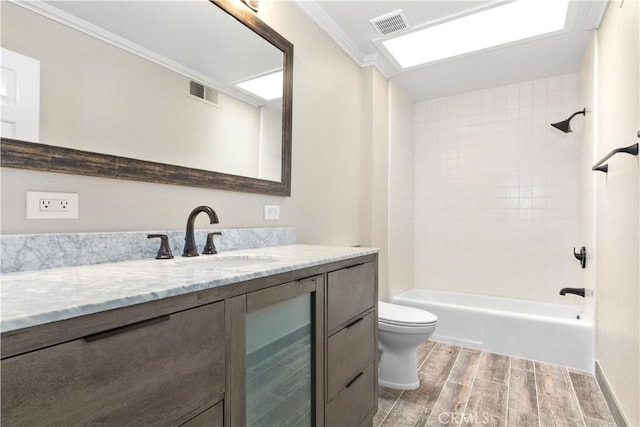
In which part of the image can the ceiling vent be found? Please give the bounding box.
[189,81,220,107]
[370,10,410,37]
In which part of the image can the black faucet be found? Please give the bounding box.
[182,206,219,257]
[559,287,585,298]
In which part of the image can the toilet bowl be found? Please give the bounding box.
[378,301,438,390]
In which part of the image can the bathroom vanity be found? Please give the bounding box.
[0,245,378,426]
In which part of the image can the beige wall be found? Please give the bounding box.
[577,32,598,323]
[0,2,367,250]
[592,1,640,424]
[360,67,390,298]
[387,79,415,300]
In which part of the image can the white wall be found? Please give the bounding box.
[592,1,640,424]
[259,100,283,182]
[414,75,580,304]
[0,2,366,250]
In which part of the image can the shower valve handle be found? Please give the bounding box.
[573,246,586,269]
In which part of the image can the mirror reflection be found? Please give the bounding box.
[1,0,285,182]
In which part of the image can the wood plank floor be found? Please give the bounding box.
[375,341,616,427]
[246,335,312,426]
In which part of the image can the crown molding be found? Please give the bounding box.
[295,1,397,79]
[581,0,608,29]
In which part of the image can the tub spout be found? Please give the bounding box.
[559,287,585,298]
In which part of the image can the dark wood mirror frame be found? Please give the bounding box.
[0,0,293,196]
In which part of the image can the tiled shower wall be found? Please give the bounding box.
[414,74,581,304]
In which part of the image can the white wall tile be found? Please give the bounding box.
[414,74,579,303]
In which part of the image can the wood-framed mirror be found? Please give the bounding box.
[0,0,293,196]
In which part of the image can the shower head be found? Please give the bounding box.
[551,108,586,133]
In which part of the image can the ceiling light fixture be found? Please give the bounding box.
[236,70,283,101]
[382,0,570,69]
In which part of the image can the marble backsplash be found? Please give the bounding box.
[1,227,296,274]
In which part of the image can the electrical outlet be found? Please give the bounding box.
[40,199,70,212]
[264,204,280,220]
[27,191,79,219]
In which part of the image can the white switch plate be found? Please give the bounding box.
[27,191,79,219]
[264,204,280,220]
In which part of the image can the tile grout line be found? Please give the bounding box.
[418,342,438,370]
[377,389,404,427]
[416,343,441,427]
[504,356,512,427]
[566,368,588,427]
[532,361,541,427]
[423,345,465,427]
[457,348,484,427]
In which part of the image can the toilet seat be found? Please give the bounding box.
[378,301,437,327]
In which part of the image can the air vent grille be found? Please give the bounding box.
[370,10,410,36]
[190,81,205,98]
[188,80,220,107]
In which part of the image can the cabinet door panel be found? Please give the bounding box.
[327,311,375,400]
[1,302,225,426]
[327,262,376,331]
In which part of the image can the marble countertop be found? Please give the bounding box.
[1,245,377,333]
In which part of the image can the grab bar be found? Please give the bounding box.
[592,132,639,173]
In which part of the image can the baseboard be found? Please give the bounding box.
[247,324,310,366]
[595,360,630,427]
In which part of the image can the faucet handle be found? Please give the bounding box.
[147,234,174,259]
[203,232,223,255]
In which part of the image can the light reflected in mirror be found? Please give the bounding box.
[0,0,293,194]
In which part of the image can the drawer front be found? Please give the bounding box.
[326,362,375,427]
[1,302,225,427]
[181,401,223,427]
[327,262,376,331]
[327,311,375,400]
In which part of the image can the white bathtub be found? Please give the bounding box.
[392,288,594,372]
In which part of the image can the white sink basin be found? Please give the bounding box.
[170,254,279,270]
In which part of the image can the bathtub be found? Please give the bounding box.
[392,288,594,372]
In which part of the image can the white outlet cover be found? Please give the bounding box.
[27,191,79,219]
[264,204,280,220]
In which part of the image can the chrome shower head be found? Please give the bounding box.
[551,108,586,133]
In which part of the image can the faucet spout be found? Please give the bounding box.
[559,287,585,298]
[182,205,219,257]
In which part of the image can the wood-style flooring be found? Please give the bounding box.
[246,335,312,426]
[375,340,617,427]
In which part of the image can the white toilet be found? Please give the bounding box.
[378,301,438,390]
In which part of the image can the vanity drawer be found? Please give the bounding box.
[1,301,225,427]
[327,262,376,331]
[181,401,224,427]
[327,311,375,400]
[326,362,375,427]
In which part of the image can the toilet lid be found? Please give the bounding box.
[379,301,437,326]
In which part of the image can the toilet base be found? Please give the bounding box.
[378,377,419,390]
[378,344,421,390]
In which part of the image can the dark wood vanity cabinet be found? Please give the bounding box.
[325,262,378,427]
[1,302,225,426]
[0,254,378,427]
